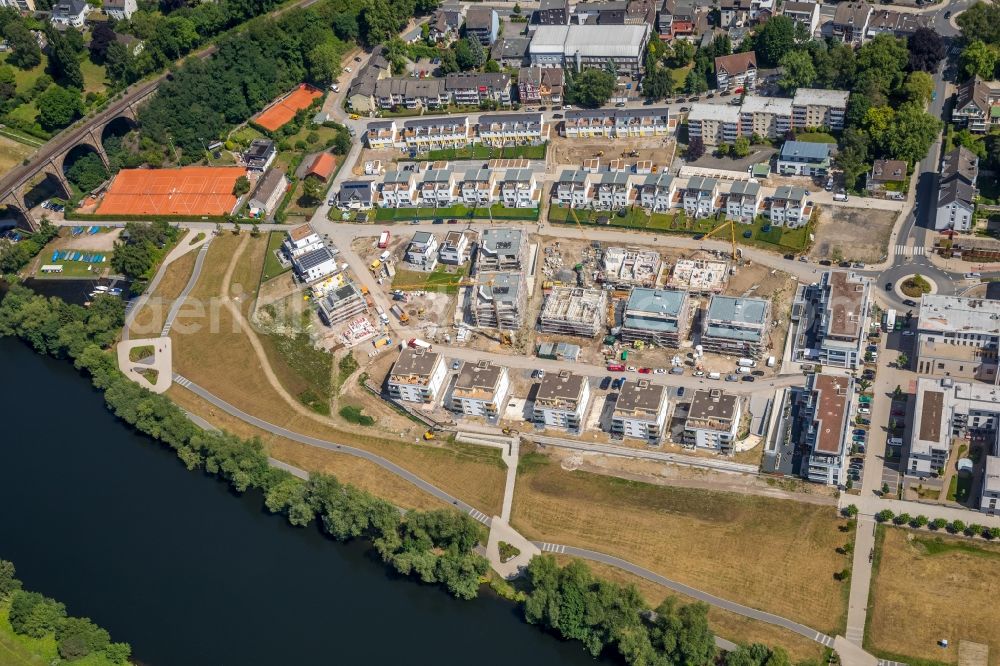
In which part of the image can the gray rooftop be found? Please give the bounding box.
[706,295,769,325]
[615,379,667,413]
[391,347,442,378]
[779,140,832,161]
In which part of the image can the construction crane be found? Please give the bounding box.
[703,218,742,262]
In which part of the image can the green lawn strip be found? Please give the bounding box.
[35,258,106,278]
[129,344,155,362]
[392,264,468,293]
[795,132,838,144]
[912,534,1000,559]
[79,58,108,95]
[261,231,291,282]
[374,204,538,222]
[424,143,547,161]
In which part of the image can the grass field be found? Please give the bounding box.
[512,461,850,635]
[554,555,828,664]
[260,231,291,282]
[374,204,538,222]
[0,599,118,666]
[79,57,107,95]
[168,234,507,515]
[795,132,838,144]
[127,249,198,337]
[0,134,35,172]
[34,258,106,278]
[392,264,468,293]
[423,143,547,161]
[867,526,1000,664]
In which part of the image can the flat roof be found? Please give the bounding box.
[625,287,687,317]
[792,88,850,107]
[919,389,943,443]
[779,140,832,161]
[687,389,739,427]
[530,24,650,58]
[811,373,849,455]
[706,295,769,325]
[536,369,587,402]
[391,347,441,378]
[454,360,506,392]
[918,295,1000,336]
[687,102,740,123]
[826,271,869,339]
[740,95,794,115]
[615,379,666,413]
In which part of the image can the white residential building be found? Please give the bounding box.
[934,146,979,232]
[777,140,832,177]
[555,170,593,208]
[792,270,872,370]
[800,373,853,486]
[283,224,323,258]
[477,113,548,146]
[915,294,1000,383]
[687,103,740,146]
[418,169,458,207]
[460,168,497,207]
[724,180,761,222]
[477,228,526,271]
[50,0,88,27]
[103,0,135,20]
[405,231,439,271]
[780,0,820,36]
[792,89,850,131]
[611,379,670,443]
[594,171,634,209]
[638,173,676,211]
[684,389,742,452]
[562,107,672,139]
[439,231,470,265]
[380,171,419,208]
[700,295,771,358]
[766,185,809,228]
[387,347,448,404]
[532,370,591,431]
[682,176,720,218]
[402,117,471,152]
[499,169,540,208]
[714,52,757,92]
[449,360,510,420]
[365,121,399,150]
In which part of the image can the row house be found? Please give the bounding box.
[639,173,677,212]
[683,176,720,218]
[477,113,548,146]
[402,117,471,152]
[791,88,849,131]
[500,169,540,208]
[866,9,929,39]
[657,0,696,38]
[380,171,418,208]
[374,78,448,110]
[714,52,757,92]
[831,1,872,44]
[445,72,512,106]
[687,103,740,146]
[418,169,459,207]
[952,77,1000,134]
[365,120,398,150]
[562,107,671,138]
[460,168,496,207]
[766,186,809,227]
[594,171,633,209]
[724,180,761,222]
[555,170,593,208]
[517,66,565,106]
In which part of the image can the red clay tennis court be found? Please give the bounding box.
[253,84,323,132]
[97,166,247,217]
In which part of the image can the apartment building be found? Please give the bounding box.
[499,169,540,208]
[401,117,471,152]
[534,0,570,25]
[418,169,459,207]
[687,103,740,146]
[714,51,758,92]
[533,370,591,431]
[601,247,662,289]
[766,185,809,228]
[638,173,677,212]
[682,176,720,218]
[611,379,670,443]
[518,67,565,106]
[405,231,439,271]
[831,1,872,44]
[739,96,793,140]
[539,287,608,337]
[684,389,742,452]
[667,258,730,294]
[460,168,497,207]
[724,179,761,222]
[915,295,1000,383]
[336,180,375,212]
[449,360,510,420]
[866,9,929,38]
[792,270,872,369]
[620,287,691,347]
[473,272,525,330]
[529,24,650,75]
[375,78,449,110]
[365,121,399,150]
[866,159,907,194]
[952,77,1000,134]
[555,169,593,207]
[284,224,323,258]
[380,170,418,208]
[477,113,548,146]
[445,72,511,106]
[700,295,771,358]
[562,107,672,138]
[799,373,853,486]
[465,6,499,45]
[387,347,448,404]
[791,89,849,131]
[780,0,820,36]
[316,282,367,326]
[476,227,526,271]
[934,145,979,232]
[439,231,470,265]
[777,140,832,177]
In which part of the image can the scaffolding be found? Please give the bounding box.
[539,286,608,337]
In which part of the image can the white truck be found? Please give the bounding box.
[737,358,757,368]
[375,305,388,324]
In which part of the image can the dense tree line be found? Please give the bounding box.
[110,220,181,285]
[1,558,131,663]
[957,2,1000,80]
[0,221,58,274]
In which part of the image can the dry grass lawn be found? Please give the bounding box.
[554,555,827,664]
[868,527,1000,665]
[168,234,507,515]
[513,461,850,635]
[0,135,35,172]
[128,249,199,337]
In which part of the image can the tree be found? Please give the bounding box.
[0,560,20,599]
[455,36,485,70]
[957,1,1000,45]
[233,175,250,196]
[0,65,16,102]
[932,518,948,530]
[567,69,616,108]
[732,135,750,158]
[755,15,796,66]
[103,41,131,84]
[913,515,928,527]
[642,67,674,101]
[686,136,705,161]
[669,39,695,67]
[37,85,83,131]
[48,31,84,89]
[438,49,459,74]
[876,509,894,522]
[8,591,66,638]
[908,27,945,72]
[307,39,345,83]
[857,33,909,97]
[897,351,909,368]
[484,59,501,73]
[89,21,117,64]
[989,527,1000,540]
[951,519,966,534]
[778,49,816,92]
[894,512,911,526]
[684,67,708,94]
[968,523,984,537]
[960,40,999,80]
[301,175,325,205]
[56,617,110,660]
[66,152,110,192]
[4,21,41,69]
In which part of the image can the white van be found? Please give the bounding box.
[737,367,751,374]
[833,192,849,202]
[708,372,721,380]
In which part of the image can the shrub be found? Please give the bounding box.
[339,405,375,426]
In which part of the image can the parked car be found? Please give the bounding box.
[694,370,705,377]
[725,374,739,382]
[451,359,461,370]
[670,367,684,375]
[902,299,918,307]
[858,407,871,415]
[742,376,756,382]
[638,367,652,374]
[654,368,666,374]
[853,429,867,436]
[752,370,765,376]
[553,113,564,119]
[627,365,637,372]
[676,387,685,397]
[600,376,612,390]
[902,330,914,336]
[783,254,795,260]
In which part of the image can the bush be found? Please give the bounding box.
[876,509,895,523]
[339,405,375,425]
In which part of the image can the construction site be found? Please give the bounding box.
[538,286,608,338]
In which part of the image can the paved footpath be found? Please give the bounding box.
[846,516,877,646]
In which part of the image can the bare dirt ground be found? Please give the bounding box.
[550,136,676,169]
[809,207,897,263]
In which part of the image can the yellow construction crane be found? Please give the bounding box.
[703,218,742,261]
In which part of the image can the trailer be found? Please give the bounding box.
[378,230,391,249]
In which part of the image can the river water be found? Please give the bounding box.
[0,337,609,666]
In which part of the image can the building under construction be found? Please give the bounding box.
[472,272,525,331]
[600,247,662,288]
[620,287,691,347]
[699,295,771,358]
[666,258,730,294]
[538,286,607,337]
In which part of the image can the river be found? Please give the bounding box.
[0,337,610,666]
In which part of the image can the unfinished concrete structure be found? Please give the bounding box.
[600,247,662,288]
[476,227,527,272]
[620,287,691,347]
[666,258,730,294]
[472,272,525,330]
[699,295,771,358]
[538,286,608,337]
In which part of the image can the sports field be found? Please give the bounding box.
[254,84,323,132]
[96,166,246,216]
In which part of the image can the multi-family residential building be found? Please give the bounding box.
[50,0,88,27]
[477,113,548,146]
[766,185,809,227]
[0,0,35,11]
[780,0,820,36]
[682,176,720,218]
[405,231,439,271]
[529,24,651,75]
[684,389,742,452]
[667,258,729,294]
[656,0,695,38]
[554,169,593,208]
[449,360,510,420]
[472,272,526,330]
[719,0,752,27]
[499,169,540,208]
[534,0,570,24]
[777,140,832,177]
[418,169,459,207]
[387,347,448,404]
[348,49,391,113]
[465,6,500,45]
[103,0,136,20]
[792,270,872,369]
[533,370,591,431]
[611,379,671,443]
[476,228,526,271]
[539,287,608,337]
[799,373,853,486]
[283,224,323,258]
[724,179,761,222]
[700,295,771,358]
[866,159,907,194]
[952,77,1000,134]
[445,72,512,106]
[428,7,462,42]
[792,89,849,131]
[402,117,471,152]
[375,78,449,110]
[620,287,691,347]
[380,170,419,208]
[908,377,997,480]
[866,9,929,38]
[316,282,367,326]
[365,121,399,150]
[714,52,758,92]
[335,180,374,211]
[831,1,872,43]
[294,244,339,283]
[601,247,662,288]
[518,67,565,106]
[739,96,793,139]
[593,171,634,209]
[687,103,740,146]
[491,37,532,68]
[573,0,627,24]
[638,173,677,211]
[439,231,470,265]
[915,295,1000,383]
[243,138,277,172]
[934,146,979,232]
[460,168,497,207]
[562,108,672,138]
